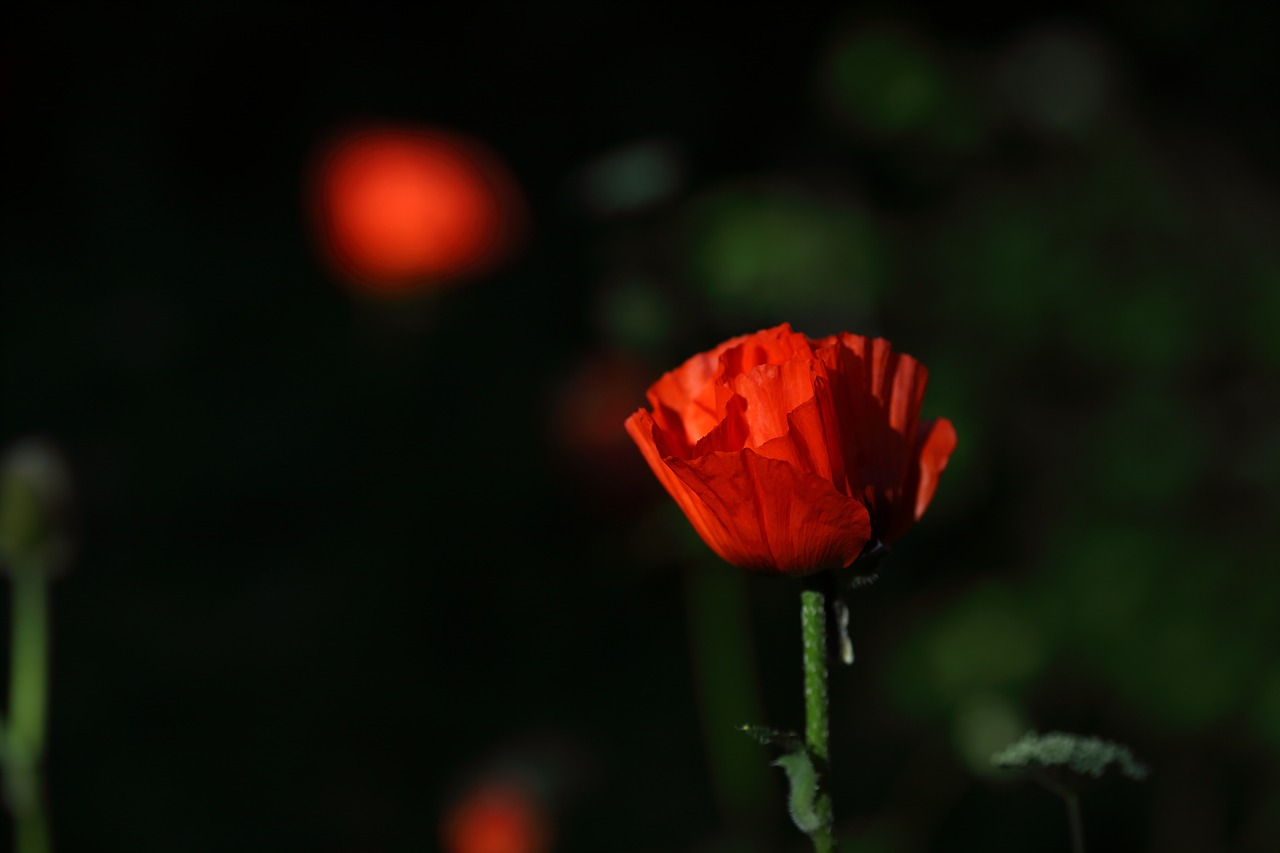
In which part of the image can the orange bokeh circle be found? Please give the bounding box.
[313,127,522,294]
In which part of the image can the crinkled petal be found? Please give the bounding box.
[692,393,752,456]
[626,408,740,553]
[716,323,812,379]
[666,448,872,574]
[643,323,816,451]
[728,357,821,448]
[646,331,751,447]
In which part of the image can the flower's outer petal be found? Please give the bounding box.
[913,417,956,519]
[666,448,872,574]
[626,408,746,557]
[884,417,957,542]
[646,331,753,448]
[647,357,728,452]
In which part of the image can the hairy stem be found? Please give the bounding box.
[801,580,835,852]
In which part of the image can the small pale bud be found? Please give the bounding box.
[0,438,73,576]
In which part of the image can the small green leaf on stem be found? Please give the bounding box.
[739,726,833,840]
[773,749,828,835]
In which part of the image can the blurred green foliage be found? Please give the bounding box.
[822,29,947,137]
[684,184,883,328]
[608,10,1280,850]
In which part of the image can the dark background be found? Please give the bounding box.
[2,2,1279,851]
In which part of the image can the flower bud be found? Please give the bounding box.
[0,438,73,576]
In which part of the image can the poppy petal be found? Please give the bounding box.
[728,357,822,449]
[626,408,747,558]
[911,417,957,521]
[666,449,872,573]
[716,323,812,379]
[736,360,847,490]
[812,335,928,530]
[752,391,844,488]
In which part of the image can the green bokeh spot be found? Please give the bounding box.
[686,187,882,321]
[1042,525,1259,730]
[827,31,944,135]
[1248,265,1280,368]
[595,277,675,355]
[926,584,1045,695]
[1059,267,1200,371]
[953,693,1028,776]
[1039,524,1165,650]
[938,198,1100,344]
[1254,670,1280,755]
[1086,391,1205,509]
[888,583,1045,718]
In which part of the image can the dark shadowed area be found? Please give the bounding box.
[2,2,1279,851]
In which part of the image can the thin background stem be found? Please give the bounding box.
[1064,791,1084,853]
[6,567,51,853]
[1031,769,1084,853]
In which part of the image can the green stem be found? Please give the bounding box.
[6,567,51,853]
[801,580,835,853]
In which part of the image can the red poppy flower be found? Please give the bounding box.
[625,323,956,574]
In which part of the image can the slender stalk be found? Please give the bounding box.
[1064,791,1084,853]
[7,567,51,853]
[1031,769,1084,853]
[800,589,829,762]
[801,580,835,853]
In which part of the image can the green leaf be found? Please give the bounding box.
[739,725,833,837]
[992,730,1148,781]
[772,749,830,835]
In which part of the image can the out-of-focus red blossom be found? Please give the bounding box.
[312,127,523,294]
[625,323,956,574]
[442,782,550,853]
[554,355,653,455]
[550,354,655,504]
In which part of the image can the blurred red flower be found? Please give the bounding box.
[312,127,522,294]
[442,782,550,853]
[626,323,955,574]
